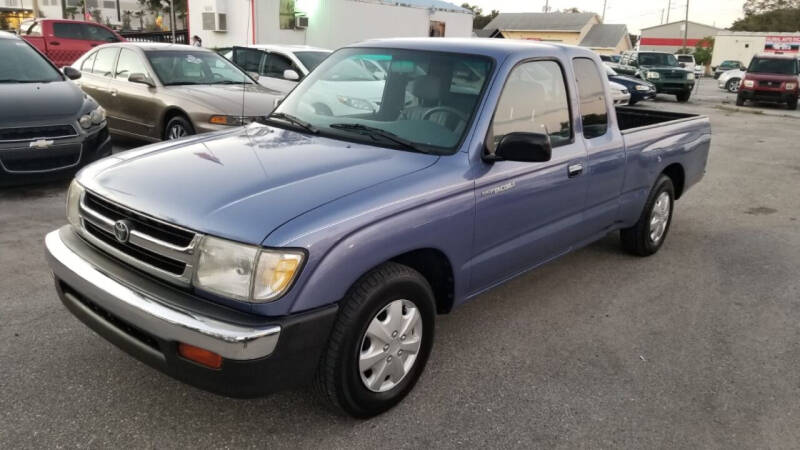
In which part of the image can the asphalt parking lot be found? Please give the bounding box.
[2,81,799,449]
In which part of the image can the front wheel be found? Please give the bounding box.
[726,78,741,93]
[315,262,435,418]
[164,115,195,140]
[676,91,691,102]
[787,97,798,110]
[736,94,745,106]
[620,175,675,256]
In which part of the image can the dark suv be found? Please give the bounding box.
[736,54,799,110]
[617,51,695,102]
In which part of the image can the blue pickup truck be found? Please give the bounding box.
[45,39,711,418]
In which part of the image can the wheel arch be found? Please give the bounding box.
[160,107,192,138]
[661,163,685,199]
[389,248,455,314]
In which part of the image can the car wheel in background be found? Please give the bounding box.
[787,97,798,110]
[315,262,435,418]
[736,95,745,106]
[676,91,691,103]
[164,116,195,140]
[620,175,675,257]
[726,78,741,93]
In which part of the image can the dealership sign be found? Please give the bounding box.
[764,36,800,53]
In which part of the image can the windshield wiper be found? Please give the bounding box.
[210,80,249,85]
[329,123,432,154]
[265,112,319,134]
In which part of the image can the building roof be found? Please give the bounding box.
[370,0,471,14]
[474,29,497,38]
[579,24,628,48]
[640,20,721,32]
[483,12,598,32]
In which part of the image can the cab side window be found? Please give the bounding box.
[488,60,572,153]
[80,51,97,73]
[92,47,118,77]
[115,49,146,80]
[86,24,118,43]
[53,23,84,40]
[264,52,295,79]
[573,58,608,139]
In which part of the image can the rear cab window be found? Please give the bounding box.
[572,58,608,139]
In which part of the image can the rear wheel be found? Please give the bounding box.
[164,115,194,140]
[315,262,435,418]
[675,91,691,102]
[620,175,675,257]
[726,78,741,93]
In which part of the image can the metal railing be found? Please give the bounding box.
[119,30,189,45]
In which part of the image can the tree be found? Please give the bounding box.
[122,10,132,30]
[731,8,800,31]
[461,3,499,30]
[90,8,102,23]
[64,6,78,19]
[693,37,714,66]
[743,0,800,15]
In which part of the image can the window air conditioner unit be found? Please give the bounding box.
[202,12,227,32]
[295,15,309,29]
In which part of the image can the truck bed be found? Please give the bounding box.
[616,107,700,132]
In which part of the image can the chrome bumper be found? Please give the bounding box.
[45,228,280,360]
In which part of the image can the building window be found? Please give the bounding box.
[103,1,115,8]
[279,0,295,29]
[4,0,18,7]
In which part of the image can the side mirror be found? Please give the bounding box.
[62,66,81,80]
[678,62,686,68]
[283,69,300,81]
[484,132,552,163]
[128,72,155,88]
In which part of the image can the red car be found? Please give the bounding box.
[737,53,799,110]
[19,19,124,68]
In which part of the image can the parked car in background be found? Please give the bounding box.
[0,31,110,186]
[19,19,124,67]
[675,54,696,72]
[600,54,620,63]
[220,45,331,93]
[713,60,745,79]
[736,53,799,109]
[609,80,630,105]
[46,39,711,418]
[605,64,655,105]
[718,68,744,93]
[70,43,282,141]
[617,51,695,102]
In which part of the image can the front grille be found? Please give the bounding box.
[0,145,82,172]
[78,191,200,285]
[0,125,77,142]
[758,80,781,88]
[662,83,685,89]
[84,221,187,275]
[85,192,194,247]
[60,281,161,351]
[663,72,685,80]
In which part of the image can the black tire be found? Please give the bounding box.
[164,115,195,140]
[735,94,745,106]
[620,175,675,257]
[676,91,691,103]
[726,78,741,93]
[787,97,798,110]
[628,98,638,106]
[315,262,436,418]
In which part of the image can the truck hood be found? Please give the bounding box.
[78,124,438,244]
[0,80,84,126]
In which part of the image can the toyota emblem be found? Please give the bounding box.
[113,220,132,243]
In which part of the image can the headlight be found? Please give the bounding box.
[743,79,755,88]
[66,179,84,228]
[687,73,695,80]
[786,82,797,90]
[635,85,651,91]
[90,106,106,125]
[194,236,305,302]
[646,71,660,80]
[209,115,254,126]
[337,95,376,112]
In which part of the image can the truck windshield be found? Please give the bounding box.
[748,57,798,75]
[0,39,62,83]
[638,53,679,67]
[146,50,253,86]
[270,48,493,155]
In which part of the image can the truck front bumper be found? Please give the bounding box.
[739,89,797,103]
[45,226,337,397]
[654,81,694,94]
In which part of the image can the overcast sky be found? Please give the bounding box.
[470,0,745,33]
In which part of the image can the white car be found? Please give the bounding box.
[221,45,331,93]
[609,81,630,106]
[718,68,745,93]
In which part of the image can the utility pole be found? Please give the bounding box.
[666,0,671,23]
[169,0,176,43]
[660,8,664,24]
[602,0,607,21]
[543,0,550,13]
[682,0,689,52]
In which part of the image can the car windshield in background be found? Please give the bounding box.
[272,48,493,154]
[294,51,330,71]
[639,53,679,67]
[146,51,252,86]
[0,40,62,83]
[748,57,798,75]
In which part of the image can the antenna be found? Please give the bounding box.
[241,0,251,125]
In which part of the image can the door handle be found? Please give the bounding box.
[568,163,584,178]
[49,41,60,46]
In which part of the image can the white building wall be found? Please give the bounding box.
[711,34,766,67]
[191,0,472,50]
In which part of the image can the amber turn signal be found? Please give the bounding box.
[178,343,223,369]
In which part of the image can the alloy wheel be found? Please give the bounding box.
[649,191,671,243]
